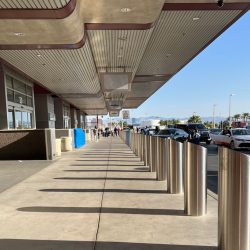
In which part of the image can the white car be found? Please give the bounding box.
[211,128,250,150]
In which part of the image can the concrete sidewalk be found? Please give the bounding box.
[0,137,218,250]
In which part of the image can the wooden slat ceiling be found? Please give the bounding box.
[0,1,249,115]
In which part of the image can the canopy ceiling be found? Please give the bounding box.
[0,0,249,115]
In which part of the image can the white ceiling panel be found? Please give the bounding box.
[0,0,70,8]
[87,29,153,79]
[123,98,146,109]
[137,10,242,75]
[0,39,100,95]
[128,81,164,98]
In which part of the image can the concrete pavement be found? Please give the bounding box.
[0,137,218,250]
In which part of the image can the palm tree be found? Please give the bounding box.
[233,114,241,121]
[188,115,202,124]
[242,112,250,122]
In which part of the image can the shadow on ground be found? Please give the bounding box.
[17,206,184,216]
[0,239,218,250]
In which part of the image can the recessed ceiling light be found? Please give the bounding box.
[120,7,131,13]
[37,54,41,57]
[13,32,25,36]
[193,17,200,21]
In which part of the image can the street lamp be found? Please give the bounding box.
[213,104,217,128]
[229,94,236,127]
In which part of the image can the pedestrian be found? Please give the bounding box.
[93,126,97,141]
[114,127,118,136]
[136,127,139,133]
[155,126,159,134]
[192,129,200,145]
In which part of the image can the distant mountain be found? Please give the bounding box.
[133,116,227,123]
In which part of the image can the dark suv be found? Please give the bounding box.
[175,123,212,144]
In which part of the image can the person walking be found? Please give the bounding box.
[93,126,97,141]
[114,127,118,136]
[192,129,200,145]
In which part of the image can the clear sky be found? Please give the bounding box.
[131,11,250,119]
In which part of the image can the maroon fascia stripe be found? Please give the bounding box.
[162,2,250,11]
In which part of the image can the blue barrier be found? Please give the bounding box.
[74,128,85,148]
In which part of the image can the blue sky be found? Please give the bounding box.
[131,11,250,119]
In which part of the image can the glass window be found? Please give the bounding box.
[7,89,14,102]
[6,75,13,89]
[27,97,33,107]
[26,85,32,96]
[15,110,22,129]
[8,108,14,129]
[13,79,26,94]
[14,92,27,105]
[22,111,28,128]
[27,112,32,128]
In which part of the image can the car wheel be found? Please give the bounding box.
[206,140,211,145]
[230,141,235,150]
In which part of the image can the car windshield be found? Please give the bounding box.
[176,129,188,136]
[232,129,250,136]
[188,124,206,130]
[158,129,175,135]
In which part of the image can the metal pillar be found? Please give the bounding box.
[218,147,250,250]
[157,138,167,181]
[146,136,152,171]
[167,139,183,194]
[151,136,157,172]
[184,142,207,216]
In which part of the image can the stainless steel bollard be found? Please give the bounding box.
[184,142,207,216]
[151,136,157,172]
[218,147,250,250]
[142,135,147,165]
[157,138,167,181]
[167,139,183,194]
[147,136,152,171]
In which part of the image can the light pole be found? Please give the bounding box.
[213,104,217,128]
[229,94,236,127]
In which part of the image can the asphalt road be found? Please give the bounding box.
[204,143,250,194]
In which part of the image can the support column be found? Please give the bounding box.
[34,94,55,129]
[54,97,64,129]
[0,63,8,130]
[70,107,77,128]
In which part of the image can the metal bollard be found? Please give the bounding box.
[218,147,250,250]
[146,136,152,170]
[184,142,207,216]
[151,136,157,172]
[167,139,183,194]
[157,138,167,181]
[142,135,147,165]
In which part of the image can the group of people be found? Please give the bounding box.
[92,126,121,141]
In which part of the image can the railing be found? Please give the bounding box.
[120,130,250,248]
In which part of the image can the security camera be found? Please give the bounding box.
[217,0,224,7]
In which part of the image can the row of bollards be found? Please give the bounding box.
[120,131,250,250]
[121,131,207,216]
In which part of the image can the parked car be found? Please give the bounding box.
[175,123,212,144]
[145,128,156,135]
[210,128,250,150]
[246,125,250,130]
[209,128,222,135]
[153,128,188,142]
